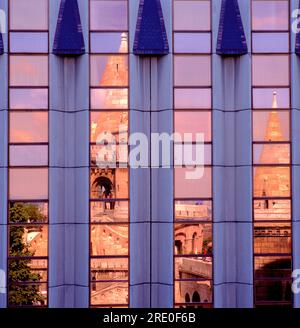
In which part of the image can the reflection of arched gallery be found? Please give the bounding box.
[174,224,204,255]
[90,168,128,199]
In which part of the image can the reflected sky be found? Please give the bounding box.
[90,0,128,30]
[174,0,211,31]
[10,112,48,143]
[175,167,212,199]
[10,89,48,110]
[174,56,211,86]
[252,0,288,30]
[253,55,289,86]
[10,0,48,30]
[174,88,211,109]
[91,33,128,53]
[10,32,48,53]
[9,168,48,200]
[252,33,289,53]
[175,111,211,142]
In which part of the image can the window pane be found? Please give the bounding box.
[8,259,48,282]
[90,144,128,167]
[9,168,48,200]
[90,201,129,223]
[90,111,128,143]
[10,112,48,143]
[91,89,128,109]
[253,166,290,198]
[252,55,289,86]
[254,256,292,278]
[90,55,128,87]
[252,33,289,53]
[252,0,289,31]
[90,168,128,199]
[175,200,212,221]
[254,280,292,304]
[91,33,128,53]
[10,89,48,110]
[174,33,211,53]
[174,223,212,255]
[175,167,212,198]
[10,32,48,53]
[174,143,211,166]
[175,112,211,142]
[254,222,291,254]
[253,144,290,165]
[8,283,48,307]
[91,258,128,281]
[174,56,211,86]
[174,0,211,31]
[254,199,291,221]
[10,145,48,166]
[175,257,212,279]
[10,0,48,30]
[253,111,289,142]
[9,225,48,256]
[174,88,211,109]
[253,88,289,109]
[90,282,128,305]
[91,224,128,256]
[90,0,128,30]
[10,56,48,87]
[175,280,212,304]
[9,202,48,223]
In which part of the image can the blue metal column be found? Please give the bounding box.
[130,0,173,307]
[213,0,253,307]
[49,0,89,307]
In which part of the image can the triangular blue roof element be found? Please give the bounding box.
[133,0,169,56]
[217,0,247,56]
[0,33,3,55]
[296,1,300,54]
[53,0,85,56]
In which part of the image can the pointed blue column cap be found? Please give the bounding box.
[53,0,85,56]
[217,0,247,56]
[296,1,300,54]
[133,0,169,56]
[0,33,3,55]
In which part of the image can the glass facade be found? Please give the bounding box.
[7,0,49,307]
[173,0,213,308]
[89,0,129,308]
[0,0,297,309]
[251,0,292,307]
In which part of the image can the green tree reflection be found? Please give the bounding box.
[9,203,46,306]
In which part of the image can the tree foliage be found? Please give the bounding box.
[8,203,46,306]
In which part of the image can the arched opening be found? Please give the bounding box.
[192,232,197,253]
[175,240,183,255]
[185,293,190,303]
[93,176,113,198]
[192,291,201,303]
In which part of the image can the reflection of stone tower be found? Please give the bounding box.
[253,92,291,254]
[100,32,128,86]
[254,92,290,199]
[90,34,129,202]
